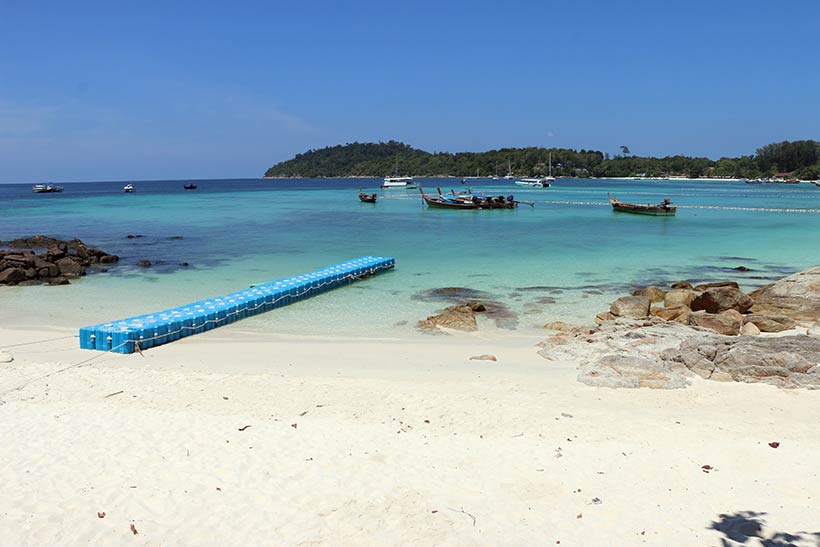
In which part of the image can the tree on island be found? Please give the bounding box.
[263,140,820,180]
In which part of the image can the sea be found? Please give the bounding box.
[1,178,819,337]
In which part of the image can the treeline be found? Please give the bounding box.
[263,140,820,179]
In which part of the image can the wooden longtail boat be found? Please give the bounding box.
[358,191,377,203]
[419,187,520,209]
[608,193,676,216]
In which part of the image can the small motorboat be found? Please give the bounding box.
[515,178,551,188]
[358,191,377,203]
[608,193,676,216]
[32,184,64,193]
[183,183,198,190]
[123,184,135,193]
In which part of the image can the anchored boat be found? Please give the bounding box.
[123,184,135,193]
[32,184,64,193]
[358,191,377,203]
[608,193,676,216]
[420,187,521,209]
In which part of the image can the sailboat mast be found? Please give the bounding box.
[548,153,552,177]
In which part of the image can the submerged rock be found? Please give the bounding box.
[418,304,478,332]
[414,286,518,330]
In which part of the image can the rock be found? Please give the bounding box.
[578,354,690,389]
[55,257,85,277]
[664,335,820,388]
[670,281,693,289]
[749,266,820,321]
[179,262,190,267]
[469,354,497,361]
[691,287,753,314]
[0,267,27,285]
[594,311,617,324]
[137,260,152,268]
[733,266,753,272]
[664,289,696,309]
[652,306,692,324]
[413,287,496,303]
[99,254,119,264]
[688,311,742,335]
[610,295,650,318]
[741,322,761,336]
[48,276,70,285]
[544,321,577,333]
[0,351,12,363]
[694,281,740,291]
[720,309,744,322]
[633,286,665,303]
[418,305,478,332]
[127,234,144,238]
[743,314,797,333]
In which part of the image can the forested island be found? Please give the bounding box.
[264,140,820,180]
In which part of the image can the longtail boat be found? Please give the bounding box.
[358,191,377,203]
[420,187,521,209]
[608,193,676,216]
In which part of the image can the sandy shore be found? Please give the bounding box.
[1,325,819,546]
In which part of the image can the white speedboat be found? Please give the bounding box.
[382,176,418,188]
[32,184,64,193]
[515,178,551,187]
[123,183,135,193]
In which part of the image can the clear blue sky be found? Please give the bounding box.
[1,0,819,182]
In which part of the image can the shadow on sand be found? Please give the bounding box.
[709,511,820,547]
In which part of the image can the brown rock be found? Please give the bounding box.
[544,321,577,332]
[469,354,497,361]
[99,254,119,264]
[691,287,753,314]
[688,311,742,335]
[633,286,666,303]
[749,266,820,321]
[418,305,478,332]
[664,289,696,309]
[743,314,797,333]
[653,306,692,324]
[55,257,85,277]
[671,281,693,289]
[694,281,740,291]
[48,276,70,286]
[0,267,27,285]
[610,295,651,318]
[594,311,617,324]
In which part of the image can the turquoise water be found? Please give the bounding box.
[1,178,819,336]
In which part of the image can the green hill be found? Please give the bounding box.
[263,140,820,180]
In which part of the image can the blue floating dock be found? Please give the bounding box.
[79,256,395,354]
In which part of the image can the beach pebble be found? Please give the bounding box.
[469,354,497,361]
[0,351,12,363]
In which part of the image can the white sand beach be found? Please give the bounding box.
[1,325,819,546]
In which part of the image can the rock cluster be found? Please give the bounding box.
[0,235,118,286]
[415,287,518,332]
[540,317,820,389]
[594,274,811,336]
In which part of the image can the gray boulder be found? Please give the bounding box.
[664,335,820,388]
[578,354,690,389]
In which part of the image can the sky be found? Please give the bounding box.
[1,0,819,182]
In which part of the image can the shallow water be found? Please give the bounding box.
[1,178,819,336]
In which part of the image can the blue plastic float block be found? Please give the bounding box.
[78,256,395,354]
